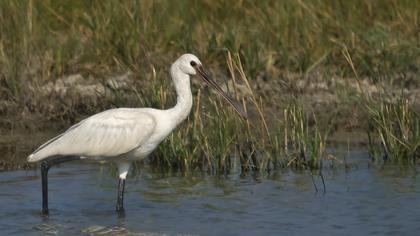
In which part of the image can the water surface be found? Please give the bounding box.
[1,150,419,235]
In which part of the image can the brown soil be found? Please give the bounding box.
[1,71,419,169]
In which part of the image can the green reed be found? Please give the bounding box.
[1,0,418,170]
[126,51,330,173]
[1,0,418,93]
[343,47,420,162]
[367,98,420,162]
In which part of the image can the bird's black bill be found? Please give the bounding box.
[195,65,248,118]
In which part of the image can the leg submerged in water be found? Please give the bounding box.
[116,178,126,212]
[115,162,131,212]
[41,162,50,215]
[40,156,81,215]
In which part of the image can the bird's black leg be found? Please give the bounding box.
[41,161,50,215]
[40,156,81,215]
[116,178,126,212]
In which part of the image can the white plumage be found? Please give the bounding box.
[28,53,246,213]
[28,54,206,174]
[28,109,156,162]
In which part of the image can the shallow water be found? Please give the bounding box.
[1,150,419,236]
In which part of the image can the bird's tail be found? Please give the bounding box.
[27,153,40,162]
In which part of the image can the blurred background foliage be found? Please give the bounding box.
[1,0,419,87]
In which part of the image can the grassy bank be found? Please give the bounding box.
[1,1,419,170]
[1,1,419,85]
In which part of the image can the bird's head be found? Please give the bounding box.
[175,53,202,76]
[173,53,247,119]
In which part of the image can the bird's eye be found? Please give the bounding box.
[190,61,197,67]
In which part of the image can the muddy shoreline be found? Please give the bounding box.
[1,72,419,170]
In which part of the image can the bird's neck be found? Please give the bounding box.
[168,67,193,125]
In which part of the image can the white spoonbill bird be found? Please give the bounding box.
[27,54,247,215]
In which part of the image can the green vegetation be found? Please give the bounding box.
[343,48,420,163]
[1,0,418,86]
[367,98,420,162]
[0,1,419,170]
[139,52,331,173]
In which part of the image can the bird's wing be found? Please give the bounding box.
[28,109,157,162]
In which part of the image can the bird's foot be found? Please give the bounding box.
[115,205,125,212]
[116,204,125,219]
[41,208,49,216]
